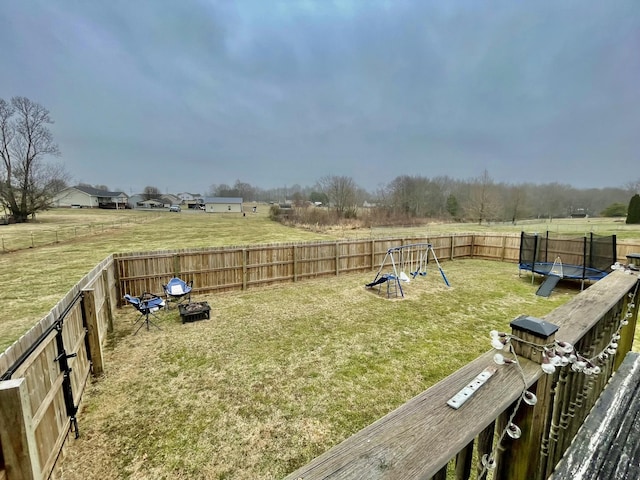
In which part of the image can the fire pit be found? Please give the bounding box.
[178,301,211,323]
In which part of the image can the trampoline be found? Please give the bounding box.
[519,231,617,287]
[519,262,609,281]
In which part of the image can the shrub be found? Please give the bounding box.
[626,194,640,224]
[268,204,281,220]
[601,202,627,217]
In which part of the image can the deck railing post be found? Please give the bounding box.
[495,315,559,480]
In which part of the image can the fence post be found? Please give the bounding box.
[371,239,376,271]
[101,268,114,333]
[242,249,248,290]
[172,254,180,277]
[335,241,340,276]
[0,378,41,480]
[293,245,298,283]
[495,315,559,480]
[82,289,104,376]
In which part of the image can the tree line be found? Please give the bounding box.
[211,172,636,225]
[1,96,638,224]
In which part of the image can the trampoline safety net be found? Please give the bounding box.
[519,231,617,280]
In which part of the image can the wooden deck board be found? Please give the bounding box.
[549,351,640,480]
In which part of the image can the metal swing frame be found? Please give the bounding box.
[366,243,450,298]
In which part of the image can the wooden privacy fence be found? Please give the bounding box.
[0,232,639,480]
[285,271,640,479]
[115,234,525,298]
[0,256,117,480]
[115,233,639,300]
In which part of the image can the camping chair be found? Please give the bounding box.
[124,293,165,334]
[162,277,193,309]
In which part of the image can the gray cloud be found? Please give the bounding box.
[1,0,638,194]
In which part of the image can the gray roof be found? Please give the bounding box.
[203,197,243,204]
[73,185,127,197]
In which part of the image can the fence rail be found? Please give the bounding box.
[0,214,161,253]
[0,233,639,480]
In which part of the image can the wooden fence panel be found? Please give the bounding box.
[112,235,562,299]
[0,257,116,480]
[117,253,175,296]
[470,233,503,259]
[617,240,640,263]
[428,235,452,258]
[452,234,474,259]
[503,234,521,262]
[545,237,585,266]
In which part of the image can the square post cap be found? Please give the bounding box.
[510,315,559,339]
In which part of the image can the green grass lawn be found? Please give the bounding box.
[59,259,575,480]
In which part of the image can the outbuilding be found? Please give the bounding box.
[202,197,243,213]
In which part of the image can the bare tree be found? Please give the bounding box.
[319,175,359,218]
[502,184,528,223]
[233,180,256,201]
[142,185,161,200]
[625,179,640,195]
[464,169,501,224]
[0,96,67,222]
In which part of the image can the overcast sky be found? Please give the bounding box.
[1,1,638,195]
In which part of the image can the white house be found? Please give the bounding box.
[202,197,243,213]
[53,186,128,208]
[177,192,197,201]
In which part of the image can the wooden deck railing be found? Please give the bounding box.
[285,271,640,479]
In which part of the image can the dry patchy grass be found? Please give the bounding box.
[0,209,331,351]
[59,260,574,480]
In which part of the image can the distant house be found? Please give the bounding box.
[137,199,164,209]
[177,192,197,201]
[53,186,128,209]
[159,194,181,207]
[177,193,206,209]
[127,194,144,208]
[202,197,243,213]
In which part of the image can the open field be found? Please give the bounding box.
[2,209,640,478]
[59,260,575,479]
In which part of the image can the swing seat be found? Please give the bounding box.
[399,271,410,283]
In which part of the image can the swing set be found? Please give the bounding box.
[366,243,450,298]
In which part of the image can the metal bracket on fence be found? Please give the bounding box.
[54,322,81,438]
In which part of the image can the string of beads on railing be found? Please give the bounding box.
[480,281,638,473]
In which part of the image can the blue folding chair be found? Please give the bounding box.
[163,277,193,309]
[124,293,165,334]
